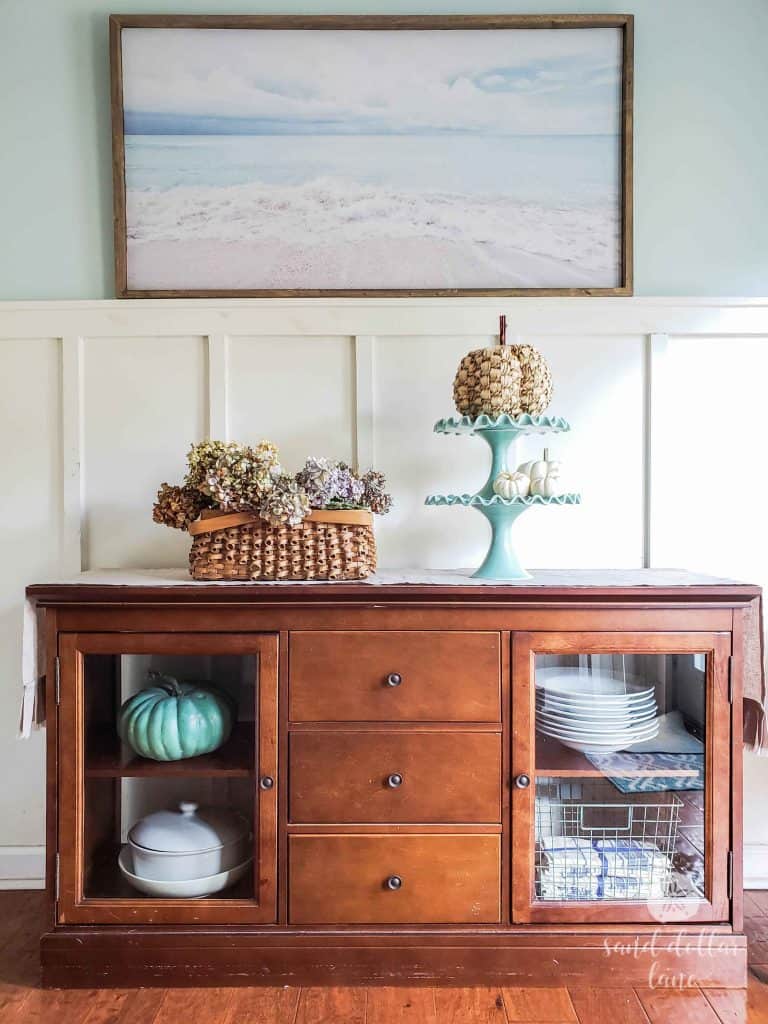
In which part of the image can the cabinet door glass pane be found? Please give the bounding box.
[82,652,257,902]
[534,652,706,906]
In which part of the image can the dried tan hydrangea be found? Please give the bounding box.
[152,483,210,532]
[185,440,243,488]
[260,474,311,528]
[361,469,392,515]
[186,439,282,510]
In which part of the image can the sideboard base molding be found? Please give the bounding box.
[41,930,748,989]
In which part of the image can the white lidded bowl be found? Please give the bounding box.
[118,846,252,898]
[127,801,251,882]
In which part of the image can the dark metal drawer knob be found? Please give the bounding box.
[514,773,531,789]
[385,672,402,687]
[259,776,275,790]
[385,875,403,891]
[386,773,403,789]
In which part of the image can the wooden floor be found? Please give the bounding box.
[4,892,768,1023]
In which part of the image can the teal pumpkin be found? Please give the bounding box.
[117,671,236,761]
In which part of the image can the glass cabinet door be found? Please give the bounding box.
[57,633,277,925]
[512,632,731,924]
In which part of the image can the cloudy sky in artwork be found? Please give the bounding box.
[122,27,622,136]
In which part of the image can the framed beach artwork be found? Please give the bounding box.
[110,15,633,297]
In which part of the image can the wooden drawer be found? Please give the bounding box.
[289,834,501,924]
[289,631,500,722]
[290,730,501,823]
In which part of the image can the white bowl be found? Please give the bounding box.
[118,846,252,898]
[538,731,660,754]
[537,716,658,735]
[536,718,659,738]
[537,706,658,726]
[536,717,658,733]
[536,718,660,739]
[536,691,656,710]
[537,703,657,719]
[536,729,660,749]
[535,669,655,702]
[546,737,650,754]
[537,687,655,705]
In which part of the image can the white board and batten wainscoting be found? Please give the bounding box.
[1,296,767,889]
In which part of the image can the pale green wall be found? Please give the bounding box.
[1,0,767,298]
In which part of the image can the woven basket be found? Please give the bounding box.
[188,508,376,581]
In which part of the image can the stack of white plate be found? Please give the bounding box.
[535,668,659,754]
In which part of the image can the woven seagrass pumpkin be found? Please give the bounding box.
[453,345,523,418]
[452,317,553,418]
[511,342,553,416]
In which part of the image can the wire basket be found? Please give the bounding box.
[535,776,681,901]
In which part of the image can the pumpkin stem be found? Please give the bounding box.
[499,314,507,345]
[148,669,183,697]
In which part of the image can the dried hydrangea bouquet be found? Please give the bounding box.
[154,441,391,581]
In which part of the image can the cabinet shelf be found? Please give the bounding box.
[535,734,700,778]
[85,722,255,778]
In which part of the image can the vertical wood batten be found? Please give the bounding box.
[207,334,229,440]
[354,335,376,470]
[60,335,84,574]
[644,333,669,569]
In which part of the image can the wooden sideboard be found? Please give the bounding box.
[27,571,760,988]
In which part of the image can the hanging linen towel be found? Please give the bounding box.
[19,599,46,737]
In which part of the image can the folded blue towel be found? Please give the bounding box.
[536,836,672,901]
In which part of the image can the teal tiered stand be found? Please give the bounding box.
[425,414,581,580]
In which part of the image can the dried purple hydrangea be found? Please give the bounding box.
[331,462,365,505]
[296,456,337,508]
[297,457,365,509]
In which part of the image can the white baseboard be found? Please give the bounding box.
[744,843,768,889]
[0,846,45,890]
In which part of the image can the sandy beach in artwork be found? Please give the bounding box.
[126,181,618,290]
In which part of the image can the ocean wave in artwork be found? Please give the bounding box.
[126,179,619,290]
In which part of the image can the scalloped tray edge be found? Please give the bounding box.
[434,413,571,435]
[425,493,582,507]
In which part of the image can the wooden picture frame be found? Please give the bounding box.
[110,14,634,298]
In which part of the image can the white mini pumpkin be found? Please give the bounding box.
[492,471,531,499]
[517,449,562,498]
